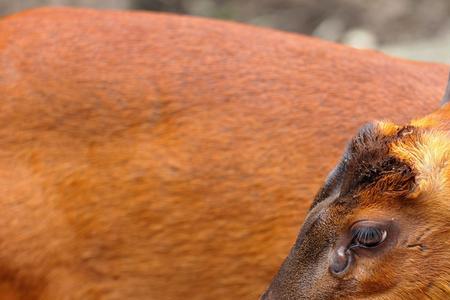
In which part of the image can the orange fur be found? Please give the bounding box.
[377,121,400,136]
[0,7,448,300]
[263,114,450,299]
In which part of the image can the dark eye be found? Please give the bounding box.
[351,224,387,248]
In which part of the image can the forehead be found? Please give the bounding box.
[312,122,418,209]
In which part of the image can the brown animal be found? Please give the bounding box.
[262,78,450,299]
[0,7,448,300]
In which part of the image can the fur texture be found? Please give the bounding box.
[264,106,450,299]
[0,7,448,300]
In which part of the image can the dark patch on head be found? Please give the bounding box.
[311,123,417,208]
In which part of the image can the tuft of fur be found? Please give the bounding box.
[312,123,417,208]
[391,130,450,198]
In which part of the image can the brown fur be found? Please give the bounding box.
[263,98,450,299]
[0,7,448,300]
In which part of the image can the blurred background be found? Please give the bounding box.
[1,0,449,64]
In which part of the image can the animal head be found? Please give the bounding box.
[262,76,450,300]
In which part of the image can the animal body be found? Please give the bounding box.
[262,78,450,299]
[0,7,448,300]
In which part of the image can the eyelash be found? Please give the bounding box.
[351,226,387,248]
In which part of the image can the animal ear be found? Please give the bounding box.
[440,73,450,106]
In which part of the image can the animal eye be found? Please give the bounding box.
[351,225,387,248]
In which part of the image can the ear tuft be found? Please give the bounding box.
[440,73,450,106]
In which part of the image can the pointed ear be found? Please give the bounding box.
[440,73,450,106]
